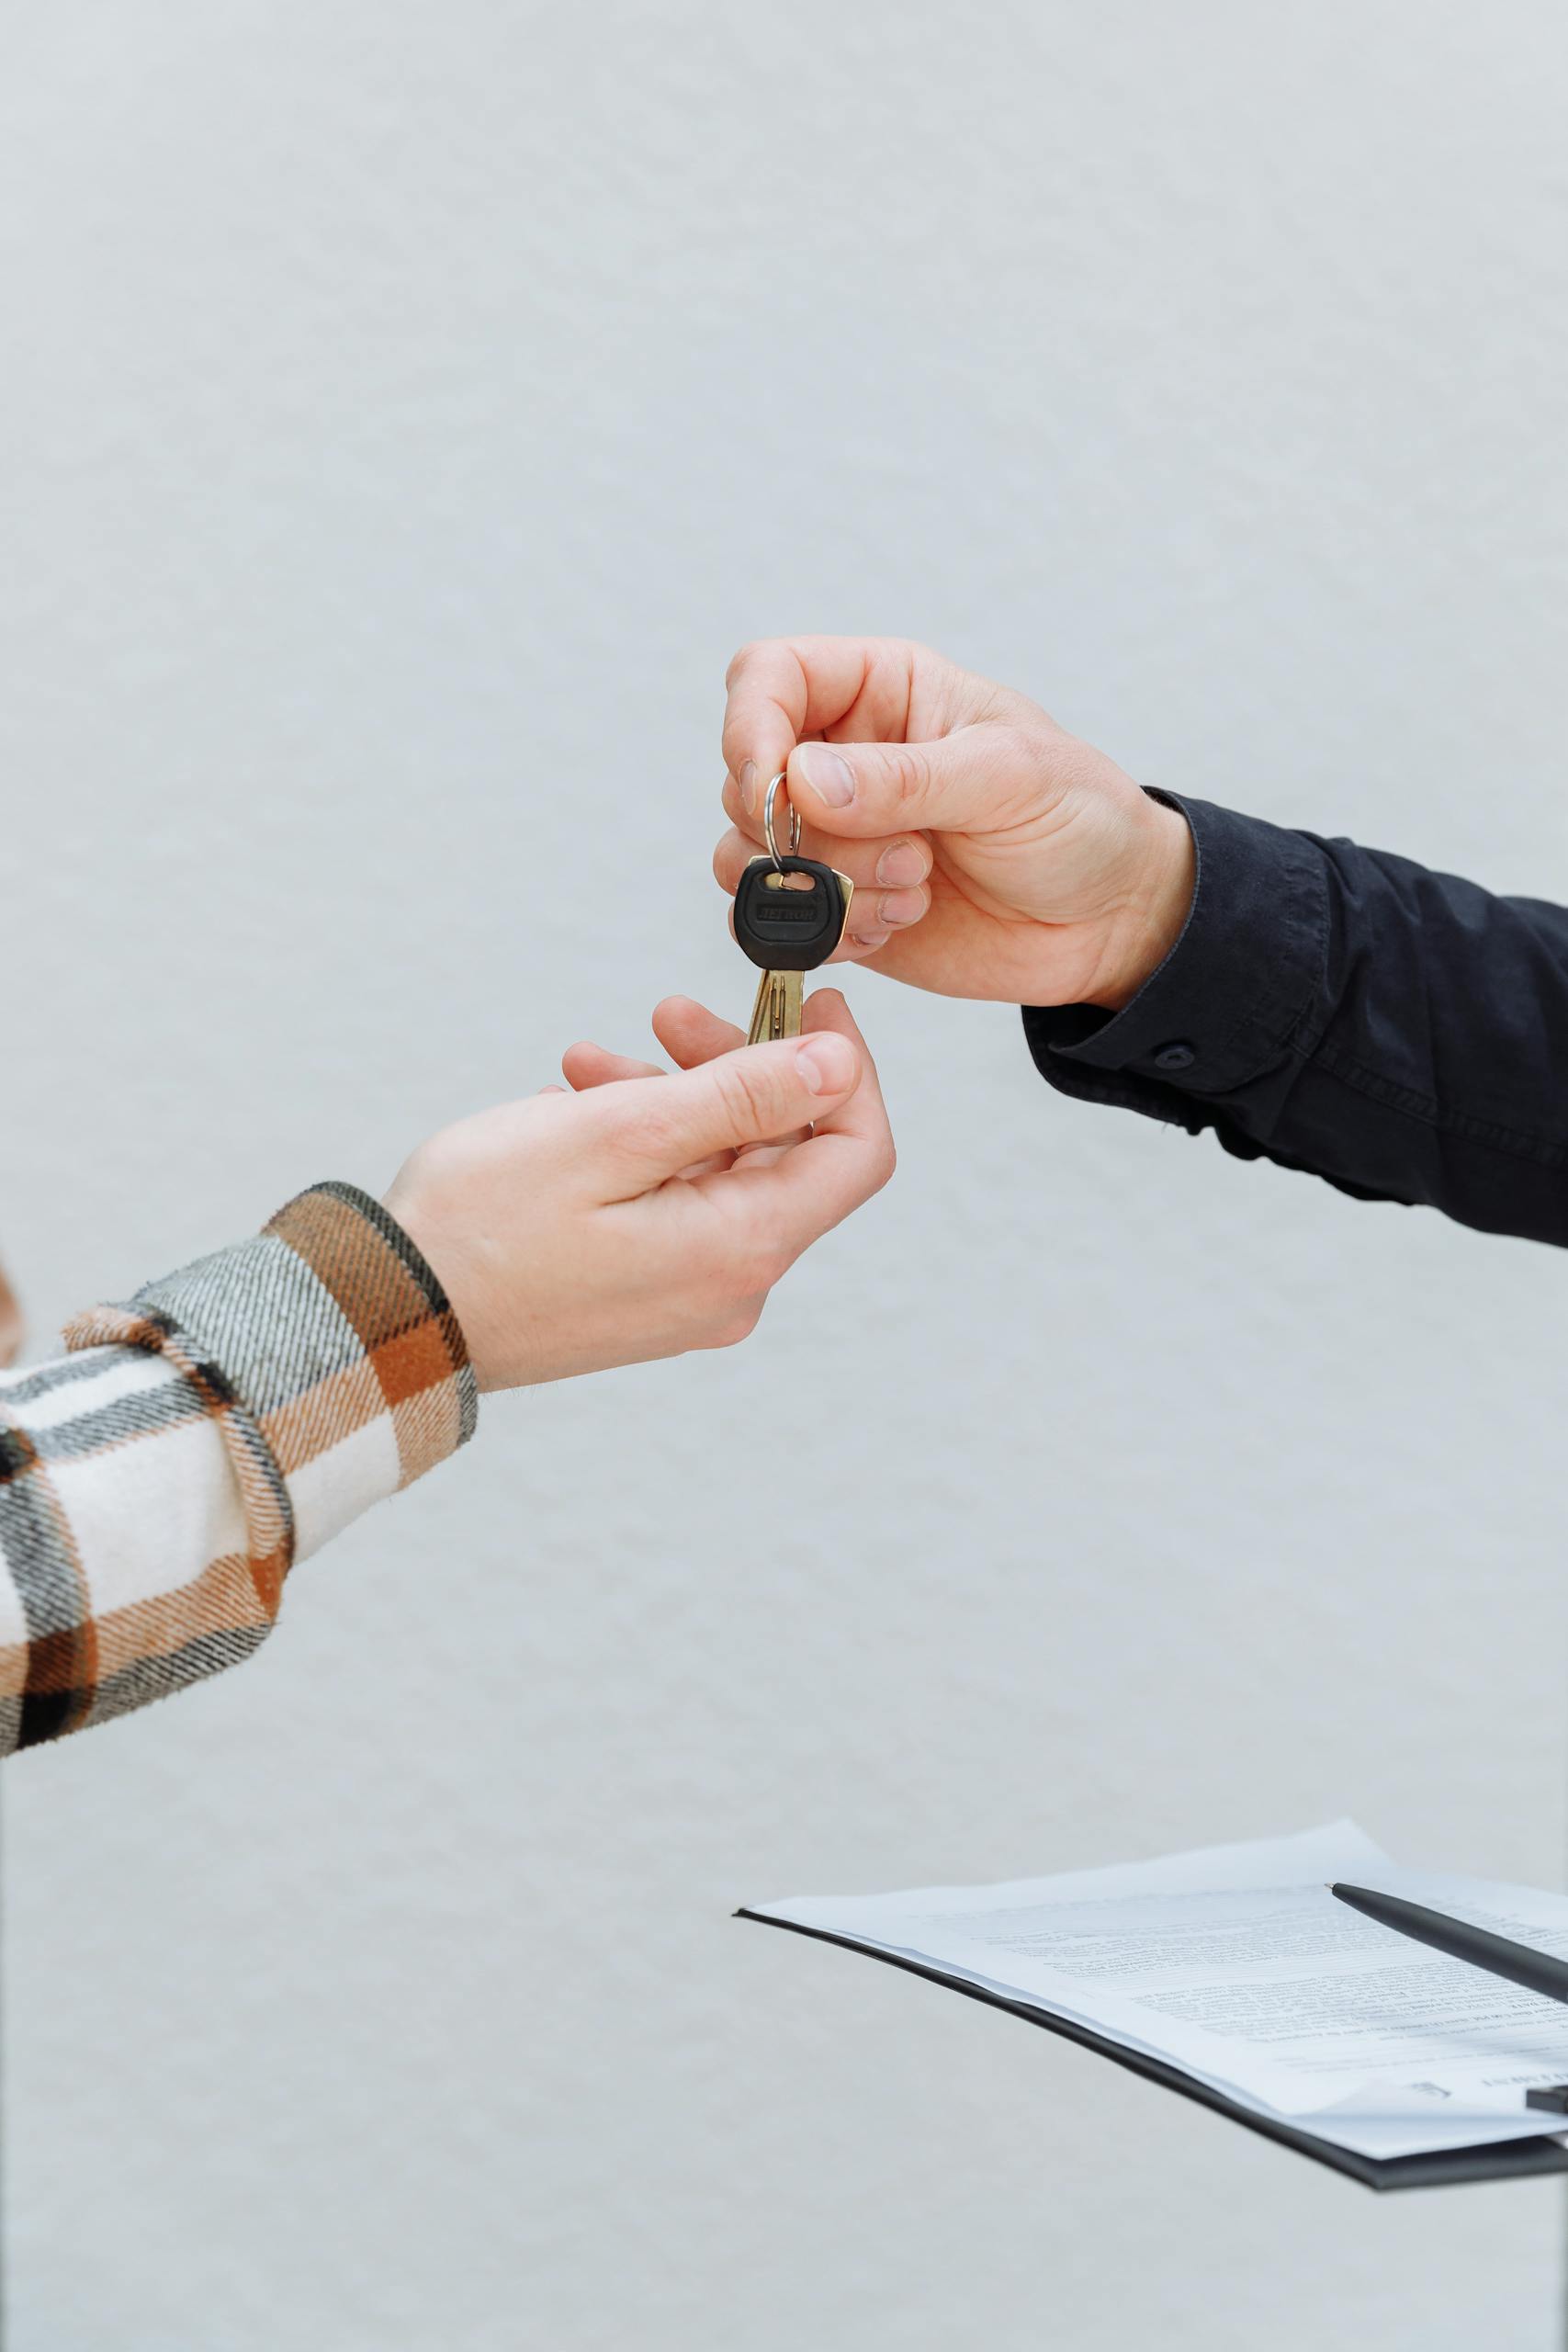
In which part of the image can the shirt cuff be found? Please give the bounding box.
[63,1182,478,1579]
[1022,794,1328,1109]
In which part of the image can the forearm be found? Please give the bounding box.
[0,1182,475,1753]
[1025,796,1568,1247]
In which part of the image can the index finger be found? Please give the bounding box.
[721,638,919,803]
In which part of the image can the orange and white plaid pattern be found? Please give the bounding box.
[0,1182,475,1752]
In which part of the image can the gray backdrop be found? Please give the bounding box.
[4,4,1567,2346]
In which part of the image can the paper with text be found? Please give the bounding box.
[750,1823,1568,2160]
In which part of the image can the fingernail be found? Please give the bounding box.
[795,1034,856,1094]
[878,888,924,927]
[875,841,926,887]
[739,758,760,816]
[849,930,890,953]
[795,743,854,808]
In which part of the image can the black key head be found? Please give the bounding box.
[733,855,852,971]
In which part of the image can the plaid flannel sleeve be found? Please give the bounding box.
[0,1182,477,1754]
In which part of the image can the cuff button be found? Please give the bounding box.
[1153,1041,1197,1072]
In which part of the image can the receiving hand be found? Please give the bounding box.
[385,989,892,1390]
[715,637,1194,1010]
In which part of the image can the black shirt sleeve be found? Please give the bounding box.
[1022,794,1568,1248]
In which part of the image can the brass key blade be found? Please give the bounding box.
[747,968,804,1044]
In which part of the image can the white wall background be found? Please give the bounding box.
[3,3,1567,2346]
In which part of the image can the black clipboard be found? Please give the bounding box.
[738,1910,1568,2190]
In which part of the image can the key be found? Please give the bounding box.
[734,853,854,1041]
[733,777,852,1043]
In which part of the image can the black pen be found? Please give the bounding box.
[1329,1883,1568,2007]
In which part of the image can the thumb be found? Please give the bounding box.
[786,725,1015,837]
[598,1032,861,1182]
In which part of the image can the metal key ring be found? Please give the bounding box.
[762,773,802,872]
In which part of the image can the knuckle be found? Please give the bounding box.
[882,742,931,810]
[725,1216,791,1296]
[750,1234,794,1292]
[706,1296,764,1350]
[988,719,1043,777]
[712,1053,783,1137]
[980,718,1026,764]
[725,639,764,687]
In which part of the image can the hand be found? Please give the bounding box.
[714,637,1195,1009]
[384,990,893,1391]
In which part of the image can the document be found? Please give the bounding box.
[745,1822,1568,2164]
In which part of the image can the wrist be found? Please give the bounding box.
[1087,798,1195,1012]
[382,1166,506,1394]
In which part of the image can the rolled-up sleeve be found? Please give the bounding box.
[0,1182,477,1754]
[1024,795,1568,1247]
